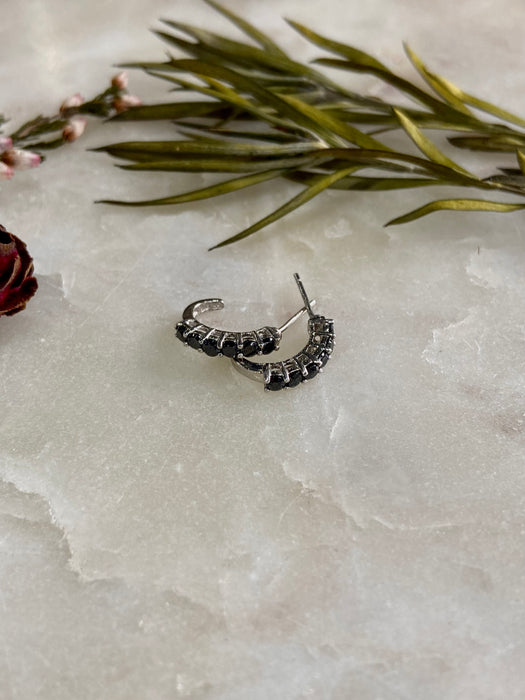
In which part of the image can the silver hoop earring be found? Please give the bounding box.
[175,293,312,359]
[233,273,334,391]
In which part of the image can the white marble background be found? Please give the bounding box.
[1,1,525,698]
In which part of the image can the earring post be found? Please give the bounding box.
[278,300,317,333]
[293,273,315,317]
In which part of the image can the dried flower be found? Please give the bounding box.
[0,163,14,179]
[0,225,38,317]
[0,136,13,153]
[113,94,142,113]
[60,92,84,114]
[62,116,88,142]
[1,148,41,170]
[111,71,128,90]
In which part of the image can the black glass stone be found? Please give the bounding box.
[286,368,303,388]
[259,335,276,355]
[304,361,320,380]
[202,336,220,357]
[242,338,259,357]
[266,372,286,391]
[175,323,187,342]
[221,336,238,358]
[186,331,202,350]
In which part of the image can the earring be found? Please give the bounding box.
[175,293,313,359]
[233,273,334,391]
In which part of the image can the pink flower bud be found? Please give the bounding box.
[60,92,85,114]
[62,116,88,142]
[113,94,142,114]
[0,137,13,153]
[0,163,14,179]
[2,149,41,170]
[111,71,128,90]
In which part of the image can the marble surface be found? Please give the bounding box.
[1,1,525,698]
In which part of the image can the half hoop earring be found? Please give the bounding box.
[233,273,334,391]
[175,294,313,359]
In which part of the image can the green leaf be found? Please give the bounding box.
[498,168,521,176]
[286,21,471,120]
[175,122,296,143]
[386,198,525,226]
[211,166,359,248]
[393,108,473,177]
[203,0,288,58]
[313,58,474,124]
[166,59,352,145]
[146,69,311,135]
[110,101,228,121]
[159,22,302,77]
[286,20,387,72]
[403,44,474,116]
[296,146,476,181]
[97,168,286,206]
[285,171,446,190]
[448,134,525,152]
[24,137,65,150]
[332,147,471,182]
[280,93,389,150]
[483,174,525,192]
[155,26,309,85]
[158,27,391,112]
[518,149,525,175]
[118,154,323,173]
[153,30,234,69]
[95,139,324,162]
[326,107,478,132]
[427,79,525,129]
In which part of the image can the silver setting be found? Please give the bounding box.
[182,323,204,339]
[201,328,216,343]
[216,331,227,351]
[176,294,313,359]
[232,273,335,391]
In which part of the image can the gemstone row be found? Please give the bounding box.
[175,320,280,358]
[264,315,335,391]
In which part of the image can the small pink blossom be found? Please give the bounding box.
[0,163,14,179]
[62,116,88,142]
[111,71,128,90]
[60,92,85,114]
[2,149,41,170]
[113,94,142,113]
[0,137,13,153]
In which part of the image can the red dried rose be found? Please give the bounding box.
[0,224,38,317]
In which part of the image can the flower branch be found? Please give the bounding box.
[0,71,141,180]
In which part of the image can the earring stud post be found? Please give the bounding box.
[278,299,316,333]
[293,273,315,318]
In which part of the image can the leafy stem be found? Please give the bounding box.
[95,1,525,247]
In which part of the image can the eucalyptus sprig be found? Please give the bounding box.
[95,0,525,248]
